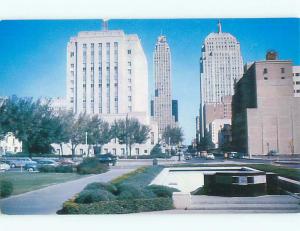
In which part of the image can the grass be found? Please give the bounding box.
[0,172,85,196]
[167,163,300,181]
[111,165,164,187]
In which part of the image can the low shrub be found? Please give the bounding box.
[55,165,74,173]
[75,189,115,204]
[77,157,109,174]
[38,165,56,173]
[0,180,13,198]
[58,197,173,214]
[146,185,179,198]
[116,184,152,200]
[84,182,118,194]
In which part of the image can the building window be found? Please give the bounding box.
[263,68,268,74]
[151,132,154,145]
[70,52,74,57]
[128,61,132,66]
[127,49,131,55]
[280,67,285,73]
[296,81,300,85]
[264,77,268,80]
[135,148,139,155]
[128,69,132,75]
[297,90,300,93]
[128,96,132,102]
[281,76,285,79]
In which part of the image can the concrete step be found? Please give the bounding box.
[189,203,300,211]
[191,195,300,205]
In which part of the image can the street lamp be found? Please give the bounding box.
[85,132,88,157]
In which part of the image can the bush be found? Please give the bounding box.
[0,180,13,198]
[38,165,56,172]
[58,197,174,214]
[84,182,118,194]
[75,189,115,204]
[117,184,146,200]
[55,165,74,173]
[146,185,179,198]
[77,157,109,174]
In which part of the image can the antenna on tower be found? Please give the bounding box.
[102,18,109,31]
[217,19,222,33]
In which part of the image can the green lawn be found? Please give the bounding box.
[0,172,85,196]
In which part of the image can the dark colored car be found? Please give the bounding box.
[96,153,117,166]
[24,159,59,172]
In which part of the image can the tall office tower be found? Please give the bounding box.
[62,23,159,156]
[198,21,243,139]
[66,26,148,121]
[153,35,174,134]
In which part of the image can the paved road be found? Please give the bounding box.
[0,167,137,215]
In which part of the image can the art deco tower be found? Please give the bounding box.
[198,21,243,139]
[153,35,174,134]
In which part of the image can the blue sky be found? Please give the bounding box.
[0,18,299,143]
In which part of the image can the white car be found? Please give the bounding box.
[206,153,215,160]
[0,161,11,171]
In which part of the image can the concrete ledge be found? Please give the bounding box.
[172,192,191,209]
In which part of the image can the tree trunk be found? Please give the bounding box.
[125,143,128,159]
[71,144,76,160]
[59,143,64,158]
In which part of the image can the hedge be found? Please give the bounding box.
[58,197,173,214]
[84,182,118,194]
[146,185,179,198]
[0,180,13,198]
[75,189,116,204]
[111,166,164,187]
[77,157,109,174]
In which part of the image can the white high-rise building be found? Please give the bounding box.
[153,35,174,134]
[198,21,243,139]
[66,29,148,119]
[60,24,158,156]
[293,66,300,97]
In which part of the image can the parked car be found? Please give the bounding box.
[228,152,238,159]
[0,161,10,171]
[96,153,117,166]
[267,150,278,156]
[184,154,192,160]
[58,158,77,166]
[206,153,215,160]
[5,158,36,168]
[24,159,59,172]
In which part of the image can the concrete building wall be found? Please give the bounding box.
[209,118,231,148]
[232,59,300,155]
[0,132,22,154]
[293,66,300,97]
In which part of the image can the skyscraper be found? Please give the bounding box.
[62,22,159,156]
[66,26,148,120]
[198,21,243,140]
[153,35,174,134]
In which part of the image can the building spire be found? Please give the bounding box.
[218,20,222,33]
[102,19,109,31]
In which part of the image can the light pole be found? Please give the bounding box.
[85,132,88,157]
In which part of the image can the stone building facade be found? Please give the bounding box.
[232,54,300,156]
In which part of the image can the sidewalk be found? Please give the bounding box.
[0,167,137,215]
